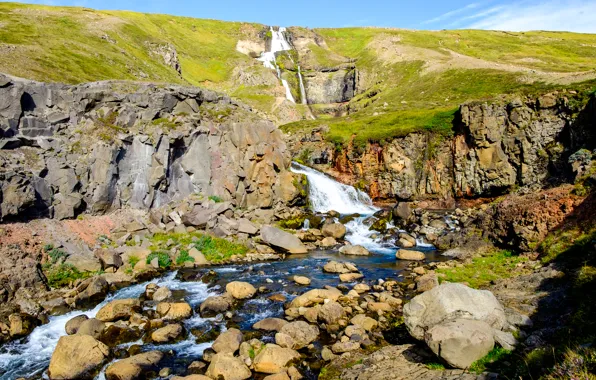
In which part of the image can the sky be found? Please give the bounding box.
[6,0,596,33]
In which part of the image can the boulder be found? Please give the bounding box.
[48,335,110,380]
[403,283,507,340]
[260,226,307,254]
[152,287,172,302]
[105,351,164,380]
[205,353,251,380]
[200,295,233,317]
[276,321,319,349]
[212,328,243,354]
[339,245,370,256]
[74,276,109,307]
[237,218,259,235]
[350,314,378,331]
[253,318,288,332]
[416,273,439,292]
[94,249,123,270]
[320,237,337,247]
[323,261,357,274]
[331,341,361,353]
[322,223,347,239]
[172,376,212,380]
[226,281,256,299]
[187,248,209,265]
[264,373,291,380]
[395,249,425,261]
[289,288,342,308]
[339,273,364,282]
[65,314,89,335]
[253,344,301,374]
[96,299,141,322]
[292,275,311,285]
[156,302,193,321]
[425,319,495,369]
[151,323,183,343]
[76,318,105,339]
[318,301,346,326]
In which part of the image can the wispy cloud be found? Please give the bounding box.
[421,2,483,25]
[447,5,505,27]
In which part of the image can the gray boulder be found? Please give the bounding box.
[260,226,307,254]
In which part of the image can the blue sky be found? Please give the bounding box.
[7,0,596,33]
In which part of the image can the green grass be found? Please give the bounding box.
[146,251,172,268]
[150,231,248,263]
[43,263,92,288]
[469,347,512,373]
[436,250,529,289]
[128,255,140,268]
[208,195,223,203]
[175,249,195,265]
[425,362,446,370]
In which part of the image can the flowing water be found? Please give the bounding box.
[0,165,439,380]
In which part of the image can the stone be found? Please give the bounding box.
[323,261,357,274]
[200,295,233,317]
[237,218,259,235]
[493,329,518,350]
[172,376,212,380]
[339,273,364,282]
[65,314,89,335]
[212,328,243,354]
[187,247,208,265]
[94,249,123,270]
[276,321,319,349]
[395,249,425,261]
[226,281,257,299]
[205,353,251,380]
[416,273,439,292]
[156,302,193,321]
[264,373,291,380]
[253,344,301,374]
[105,351,164,380]
[293,276,311,285]
[289,288,342,308]
[152,286,173,302]
[339,245,370,256]
[331,341,361,353]
[403,283,507,340]
[320,237,337,247]
[425,319,495,369]
[353,284,370,293]
[74,276,109,307]
[96,299,141,322]
[260,226,307,254]
[76,318,105,339]
[318,301,346,326]
[48,335,109,380]
[322,223,347,239]
[253,318,288,332]
[350,314,378,331]
[151,323,183,343]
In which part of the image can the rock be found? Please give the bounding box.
[260,226,307,254]
[105,351,164,380]
[76,318,105,339]
[237,218,259,235]
[323,261,357,274]
[321,346,337,362]
[96,299,141,322]
[264,373,291,380]
[393,202,412,222]
[253,318,288,332]
[152,287,173,302]
[292,276,311,285]
[318,301,346,326]
[187,247,209,265]
[339,245,370,256]
[395,249,425,261]
[205,353,251,380]
[74,276,109,308]
[172,376,212,380]
[350,314,378,331]
[65,314,89,335]
[413,266,426,275]
[416,273,439,292]
[403,283,507,340]
[322,223,346,239]
[200,295,233,317]
[151,324,183,343]
[289,288,342,308]
[320,237,337,247]
[156,302,193,321]
[94,249,123,270]
[339,273,364,282]
[226,281,256,299]
[493,329,518,350]
[425,319,495,369]
[276,321,319,349]
[253,344,301,374]
[331,341,361,353]
[187,361,208,374]
[353,284,370,293]
[212,328,243,354]
[48,335,110,380]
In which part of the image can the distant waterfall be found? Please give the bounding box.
[257,26,308,105]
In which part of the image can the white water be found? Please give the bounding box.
[0,272,215,380]
[297,65,307,105]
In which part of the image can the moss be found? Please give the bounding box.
[278,216,307,230]
[208,195,223,203]
[469,347,512,373]
[426,362,446,370]
[43,263,92,288]
[150,231,248,263]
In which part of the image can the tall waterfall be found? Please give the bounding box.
[291,162,395,252]
[257,26,308,105]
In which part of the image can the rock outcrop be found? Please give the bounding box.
[0,73,302,221]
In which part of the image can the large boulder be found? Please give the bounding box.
[403,283,507,340]
[156,302,193,321]
[76,318,105,339]
[225,281,256,299]
[151,323,183,343]
[276,321,319,350]
[48,335,110,379]
[322,261,358,274]
[318,300,346,326]
[96,299,141,322]
[200,295,233,317]
[395,249,425,261]
[212,328,243,354]
[105,351,164,380]
[289,288,342,308]
[253,318,288,332]
[339,245,370,256]
[260,226,307,254]
[253,344,301,374]
[425,319,495,369]
[65,315,89,335]
[322,223,347,239]
[205,353,251,380]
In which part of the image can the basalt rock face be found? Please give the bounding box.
[0,74,301,221]
[303,68,356,105]
[289,92,596,202]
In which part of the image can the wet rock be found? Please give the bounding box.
[172,375,212,380]
[226,281,256,299]
[105,351,164,380]
[403,283,507,340]
[156,302,193,321]
[74,276,109,308]
[253,344,301,374]
[187,361,208,374]
[151,323,183,343]
[292,276,311,285]
[425,319,495,369]
[48,335,110,380]
[200,295,233,317]
[323,261,357,274]
[350,314,378,331]
[322,223,347,239]
[205,353,251,380]
[76,318,105,339]
[264,373,291,380]
[96,299,141,322]
[152,286,173,302]
[276,321,319,349]
[260,226,307,254]
[253,318,288,332]
[289,288,342,308]
[339,245,370,256]
[339,273,364,282]
[395,249,425,261]
[212,328,243,354]
[320,237,337,247]
[65,314,89,335]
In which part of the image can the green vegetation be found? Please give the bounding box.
[436,250,529,288]
[43,264,92,288]
[469,347,511,373]
[150,231,248,263]
[425,362,445,370]
[128,255,140,268]
[278,216,307,230]
[208,195,223,203]
[146,251,172,268]
[175,249,195,265]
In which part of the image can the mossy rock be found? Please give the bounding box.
[369,218,388,233]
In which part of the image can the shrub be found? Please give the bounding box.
[146,252,172,268]
[176,250,195,265]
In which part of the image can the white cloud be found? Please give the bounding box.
[464,0,596,33]
[422,2,482,25]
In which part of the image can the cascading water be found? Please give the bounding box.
[257,26,308,105]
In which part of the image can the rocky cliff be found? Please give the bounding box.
[0,74,302,221]
[289,91,596,203]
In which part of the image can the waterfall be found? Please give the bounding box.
[297,65,307,105]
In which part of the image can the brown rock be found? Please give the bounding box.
[48,335,109,380]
